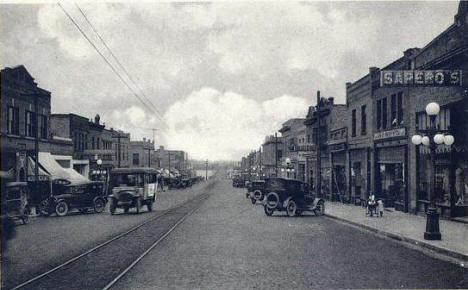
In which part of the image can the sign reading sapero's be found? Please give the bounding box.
[374,128,406,141]
[380,70,463,87]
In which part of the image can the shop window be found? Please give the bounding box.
[351,109,356,137]
[361,105,367,135]
[25,111,37,137]
[7,106,19,135]
[376,100,381,130]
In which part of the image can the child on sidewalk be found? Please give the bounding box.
[377,199,384,217]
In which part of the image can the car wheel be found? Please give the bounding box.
[286,199,297,217]
[93,198,105,213]
[264,205,274,216]
[147,202,153,212]
[21,209,30,224]
[251,198,256,204]
[55,201,69,217]
[265,192,279,209]
[315,201,325,216]
[109,198,117,215]
[136,198,142,214]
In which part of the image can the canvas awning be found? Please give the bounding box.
[27,157,51,181]
[38,152,89,183]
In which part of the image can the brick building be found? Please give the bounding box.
[261,135,283,177]
[278,118,308,180]
[129,138,155,168]
[1,65,73,181]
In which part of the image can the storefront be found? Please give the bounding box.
[416,100,468,217]
[374,128,408,212]
[330,143,347,202]
[348,147,370,205]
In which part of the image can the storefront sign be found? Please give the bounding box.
[374,128,406,141]
[380,70,463,87]
[329,143,346,152]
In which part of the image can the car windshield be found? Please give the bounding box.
[111,173,144,187]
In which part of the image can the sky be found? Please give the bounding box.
[0,1,460,160]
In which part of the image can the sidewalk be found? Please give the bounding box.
[325,202,468,265]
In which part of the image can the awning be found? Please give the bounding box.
[27,157,51,181]
[38,152,89,183]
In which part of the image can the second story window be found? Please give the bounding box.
[25,111,37,137]
[7,106,19,135]
[382,97,388,129]
[397,92,403,125]
[391,94,397,126]
[39,115,47,139]
[376,99,382,130]
[133,153,139,166]
[351,109,356,137]
[361,105,367,135]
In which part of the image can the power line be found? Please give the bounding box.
[74,3,165,122]
[57,3,167,127]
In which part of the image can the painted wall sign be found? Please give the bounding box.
[374,127,406,141]
[380,70,463,87]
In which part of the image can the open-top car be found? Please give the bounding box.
[3,182,31,224]
[108,168,158,214]
[246,179,266,204]
[262,178,325,217]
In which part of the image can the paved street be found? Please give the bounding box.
[2,175,468,289]
[1,180,214,289]
[112,178,468,289]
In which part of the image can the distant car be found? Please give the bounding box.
[232,177,243,187]
[40,180,107,217]
[246,179,266,204]
[262,178,325,217]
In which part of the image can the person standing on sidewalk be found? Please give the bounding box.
[377,199,384,217]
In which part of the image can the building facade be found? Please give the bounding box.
[1,65,73,181]
[129,138,155,168]
[261,135,283,177]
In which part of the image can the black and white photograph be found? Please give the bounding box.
[1,0,468,289]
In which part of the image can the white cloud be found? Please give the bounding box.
[163,88,309,160]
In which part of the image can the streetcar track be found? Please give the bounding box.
[9,190,212,290]
[102,194,209,290]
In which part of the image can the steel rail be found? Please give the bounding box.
[10,192,209,290]
[102,194,209,290]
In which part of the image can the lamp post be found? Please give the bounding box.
[411,102,454,240]
[96,158,103,182]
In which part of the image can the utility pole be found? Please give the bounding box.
[147,147,151,167]
[168,152,171,172]
[275,132,278,177]
[34,94,39,182]
[259,146,262,178]
[205,159,208,181]
[316,90,322,198]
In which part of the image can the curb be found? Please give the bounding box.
[325,213,468,264]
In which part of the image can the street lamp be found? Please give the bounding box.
[411,102,455,240]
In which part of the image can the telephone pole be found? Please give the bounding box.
[275,132,278,177]
[205,159,208,181]
[112,133,129,168]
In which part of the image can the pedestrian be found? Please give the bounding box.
[377,199,384,217]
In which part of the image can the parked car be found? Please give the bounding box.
[246,179,266,204]
[108,168,158,214]
[262,178,325,217]
[3,182,31,224]
[40,179,107,217]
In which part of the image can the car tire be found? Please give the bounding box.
[315,201,325,216]
[136,198,142,214]
[21,208,30,224]
[55,201,69,217]
[264,205,274,216]
[109,198,117,215]
[94,198,105,213]
[265,192,280,209]
[147,202,153,212]
[286,199,297,217]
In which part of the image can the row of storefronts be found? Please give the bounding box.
[240,1,468,217]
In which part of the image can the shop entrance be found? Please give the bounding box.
[377,162,405,210]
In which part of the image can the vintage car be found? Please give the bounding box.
[108,168,158,214]
[3,182,31,224]
[262,178,325,217]
[39,179,107,217]
[246,179,266,204]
